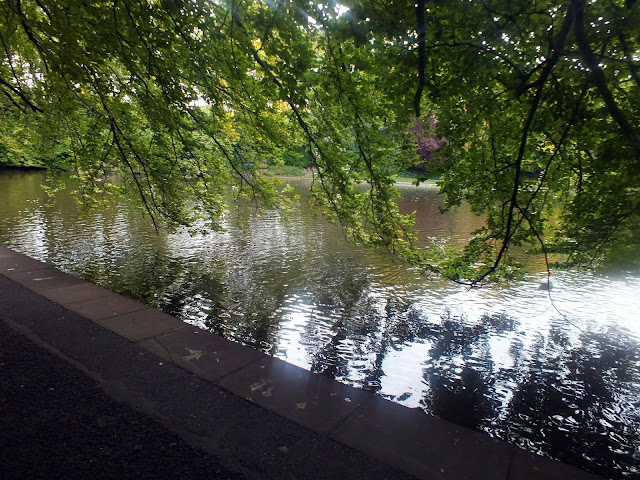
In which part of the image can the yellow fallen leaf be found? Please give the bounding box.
[250,380,267,393]
[183,348,205,361]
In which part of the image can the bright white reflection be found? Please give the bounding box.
[275,301,314,367]
[380,341,433,407]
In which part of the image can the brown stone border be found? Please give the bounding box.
[0,245,604,480]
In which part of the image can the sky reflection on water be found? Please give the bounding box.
[1,170,639,479]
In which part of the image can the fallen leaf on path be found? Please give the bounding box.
[183,347,205,361]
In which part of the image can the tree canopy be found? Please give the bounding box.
[1,0,639,283]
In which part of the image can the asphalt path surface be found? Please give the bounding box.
[0,319,244,480]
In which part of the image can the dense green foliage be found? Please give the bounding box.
[1,0,639,282]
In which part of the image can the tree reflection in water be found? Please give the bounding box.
[128,249,637,479]
[300,301,639,479]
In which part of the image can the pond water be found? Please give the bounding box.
[1,169,639,479]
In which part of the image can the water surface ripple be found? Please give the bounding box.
[1,170,639,479]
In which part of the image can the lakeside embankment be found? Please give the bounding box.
[0,245,604,480]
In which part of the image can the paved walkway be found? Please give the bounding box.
[0,245,605,479]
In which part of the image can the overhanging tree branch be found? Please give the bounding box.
[572,0,640,160]
[468,8,574,285]
[0,76,42,112]
[413,0,426,117]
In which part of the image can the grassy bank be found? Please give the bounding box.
[263,165,311,177]
[262,167,440,186]
[392,175,439,185]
